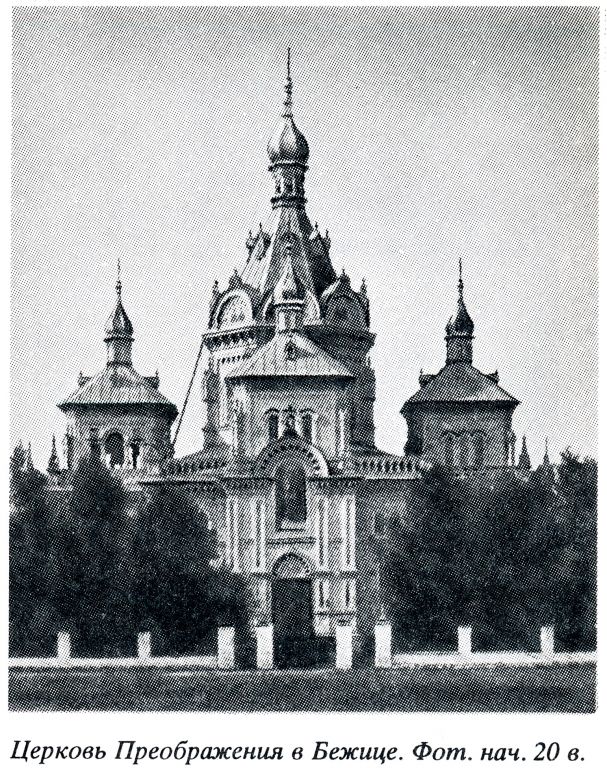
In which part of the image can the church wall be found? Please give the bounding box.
[63,405,174,472]
[204,327,273,444]
[230,378,350,461]
[187,475,364,637]
[407,402,515,468]
[306,326,376,448]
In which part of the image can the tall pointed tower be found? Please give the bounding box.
[202,52,376,453]
[401,262,519,468]
[59,272,177,473]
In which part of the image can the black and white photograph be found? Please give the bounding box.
[9,5,598,720]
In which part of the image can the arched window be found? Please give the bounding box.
[268,412,279,442]
[105,432,124,469]
[472,433,484,468]
[444,433,454,467]
[301,412,313,442]
[459,433,469,467]
[275,461,307,528]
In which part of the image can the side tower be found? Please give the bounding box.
[401,262,519,468]
[59,273,177,473]
[202,52,375,454]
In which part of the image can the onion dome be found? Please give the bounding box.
[105,276,133,338]
[446,260,474,337]
[267,50,309,168]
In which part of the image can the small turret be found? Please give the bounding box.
[273,244,305,333]
[537,437,555,482]
[543,437,551,466]
[25,442,34,472]
[47,435,60,475]
[518,435,531,472]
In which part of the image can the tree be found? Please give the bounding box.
[380,467,468,650]
[55,454,133,656]
[380,457,596,653]
[9,443,59,656]
[132,484,250,655]
[550,450,597,650]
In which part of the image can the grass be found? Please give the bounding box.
[9,662,595,712]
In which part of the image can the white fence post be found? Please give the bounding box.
[458,626,472,656]
[57,632,71,660]
[336,622,353,669]
[374,622,392,668]
[541,625,555,657]
[255,624,273,669]
[218,626,235,669]
[137,631,151,659]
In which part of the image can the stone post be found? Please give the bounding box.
[336,622,353,669]
[137,631,151,659]
[57,631,71,660]
[541,625,555,657]
[374,622,392,668]
[255,624,273,669]
[458,625,472,656]
[218,626,235,669]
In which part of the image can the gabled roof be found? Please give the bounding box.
[59,364,177,414]
[226,331,354,380]
[403,363,518,407]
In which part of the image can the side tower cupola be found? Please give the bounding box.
[104,265,134,365]
[445,259,474,365]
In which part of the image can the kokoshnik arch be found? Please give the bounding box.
[55,53,530,664]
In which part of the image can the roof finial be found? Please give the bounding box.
[458,258,463,299]
[116,255,122,297]
[283,47,293,117]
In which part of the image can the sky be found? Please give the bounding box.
[11,6,598,468]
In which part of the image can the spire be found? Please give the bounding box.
[104,267,134,366]
[445,259,474,365]
[47,435,60,475]
[543,437,550,466]
[283,47,293,117]
[518,435,531,472]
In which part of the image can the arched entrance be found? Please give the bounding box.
[272,554,314,668]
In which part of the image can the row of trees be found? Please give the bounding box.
[380,451,596,652]
[10,443,596,658]
[10,448,249,657]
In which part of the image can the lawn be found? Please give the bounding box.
[9,662,595,712]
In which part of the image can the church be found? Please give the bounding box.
[55,55,525,665]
